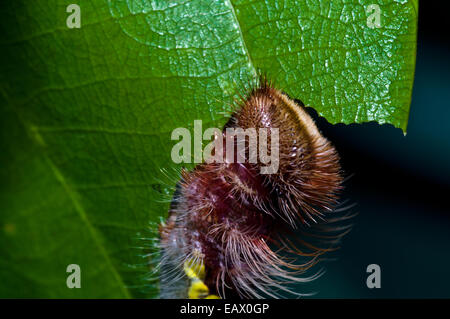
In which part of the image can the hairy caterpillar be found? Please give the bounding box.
[158,78,346,299]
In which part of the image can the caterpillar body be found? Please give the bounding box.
[158,79,344,299]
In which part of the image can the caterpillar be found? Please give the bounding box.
[157,78,347,299]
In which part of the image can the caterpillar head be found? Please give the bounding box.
[229,80,342,226]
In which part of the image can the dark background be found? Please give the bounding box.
[307,2,450,298]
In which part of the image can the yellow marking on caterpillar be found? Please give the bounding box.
[183,260,220,299]
[184,259,205,280]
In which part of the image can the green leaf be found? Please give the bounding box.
[0,0,417,297]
